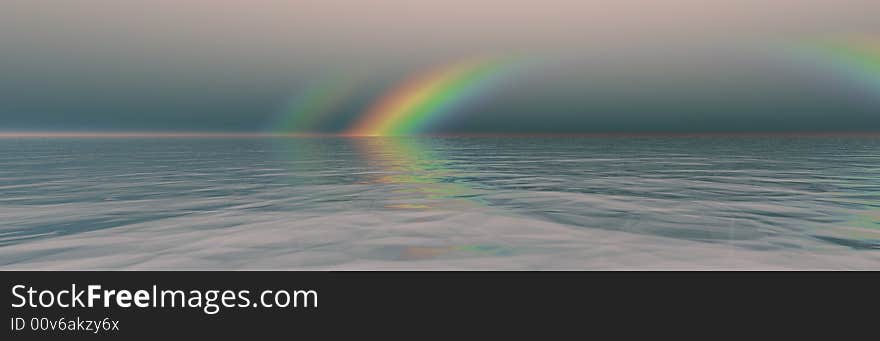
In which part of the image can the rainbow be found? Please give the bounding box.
[272,75,360,133]
[346,56,520,136]
[795,36,880,94]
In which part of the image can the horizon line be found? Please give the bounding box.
[1,131,879,139]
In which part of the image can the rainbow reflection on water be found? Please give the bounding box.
[0,136,878,269]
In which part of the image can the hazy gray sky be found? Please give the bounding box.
[1,0,878,133]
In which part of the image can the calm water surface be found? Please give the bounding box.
[1,137,878,269]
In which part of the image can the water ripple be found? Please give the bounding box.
[1,137,878,269]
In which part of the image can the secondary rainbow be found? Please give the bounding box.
[347,56,520,136]
[273,75,360,134]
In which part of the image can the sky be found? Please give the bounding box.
[1,0,878,134]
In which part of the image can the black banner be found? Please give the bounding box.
[3,272,877,338]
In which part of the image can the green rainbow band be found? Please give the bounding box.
[388,59,513,135]
[797,37,880,93]
[348,56,523,136]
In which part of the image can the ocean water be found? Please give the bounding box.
[1,136,878,269]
